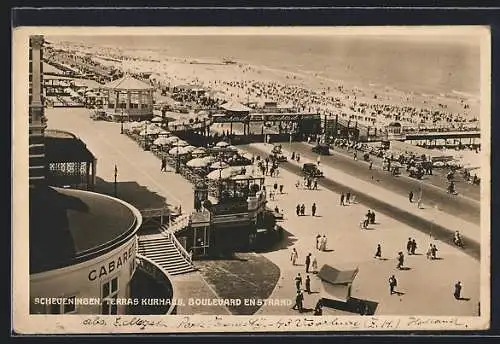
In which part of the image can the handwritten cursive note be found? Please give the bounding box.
[80,315,474,332]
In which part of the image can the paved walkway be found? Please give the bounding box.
[251,153,480,316]
[46,108,481,316]
[248,142,482,244]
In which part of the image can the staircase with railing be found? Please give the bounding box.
[137,214,195,276]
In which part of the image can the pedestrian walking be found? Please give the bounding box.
[305,275,311,294]
[374,244,382,259]
[407,238,413,255]
[340,193,345,206]
[296,204,300,216]
[397,251,404,269]
[300,204,306,216]
[161,157,167,172]
[426,244,433,260]
[279,184,284,194]
[411,239,417,255]
[311,256,318,273]
[346,192,351,204]
[295,273,302,290]
[317,155,321,166]
[305,253,311,273]
[296,154,300,162]
[316,234,321,250]
[409,191,414,203]
[291,290,304,312]
[431,244,438,259]
[313,178,318,190]
[370,210,376,224]
[369,161,373,170]
[295,179,301,189]
[320,235,328,251]
[291,152,295,160]
[389,275,398,295]
[454,281,462,300]
[311,203,317,217]
[273,182,278,192]
[313,299,323,315]
[291,248,299,266]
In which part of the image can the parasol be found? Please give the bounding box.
[210,161,230,169]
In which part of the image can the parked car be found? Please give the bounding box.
[312,143,330,155]
[302,163,324,178]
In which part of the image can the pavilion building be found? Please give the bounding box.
[103,75,155,121]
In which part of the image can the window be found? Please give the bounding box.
[47,296,76,314]
[101,277,119,315]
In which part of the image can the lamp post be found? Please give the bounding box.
[114,164,118,197]
[218,153,223,201]
[120,109,124,134]
[175,138,180,174]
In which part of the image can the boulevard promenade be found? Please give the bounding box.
[45,108,481,316]
[253,152,480,316]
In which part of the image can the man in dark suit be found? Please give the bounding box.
[305,253,311,273]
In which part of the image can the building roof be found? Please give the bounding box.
[30,186,141,274]
[220,100,252,113]
[44,130,95,163]
[318,265,359,285]
[103,75,154,91]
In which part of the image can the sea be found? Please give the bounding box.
[51,34,481,100]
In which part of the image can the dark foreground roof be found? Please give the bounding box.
[44,130,95,163]
[29,186,140,274]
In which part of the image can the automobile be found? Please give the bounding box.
[302,163,324,178]
[312,143,330,155]
[90,110,110,121]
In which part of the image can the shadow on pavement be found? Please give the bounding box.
[95,177,171,211]
[322,297,379,315]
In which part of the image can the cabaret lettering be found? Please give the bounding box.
[88,242,135,281]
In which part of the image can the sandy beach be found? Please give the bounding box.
[49,39,480,133]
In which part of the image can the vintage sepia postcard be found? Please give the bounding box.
[12,25,491,334]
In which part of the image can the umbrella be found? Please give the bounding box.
[202,156,217,164]
[153,137,171,146]
[186,158,210,168]
[183,145,197,153]
[191,147,207,155]
[170,140,189,147]
[163,136,180,144]
[207,167,233,180]
[210,161,230,169]
[168,147,188,155]
[216,141,229,147]
[151,116,164,123]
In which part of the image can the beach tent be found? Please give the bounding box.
[317,265,359,303]
[216,141,230,148]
